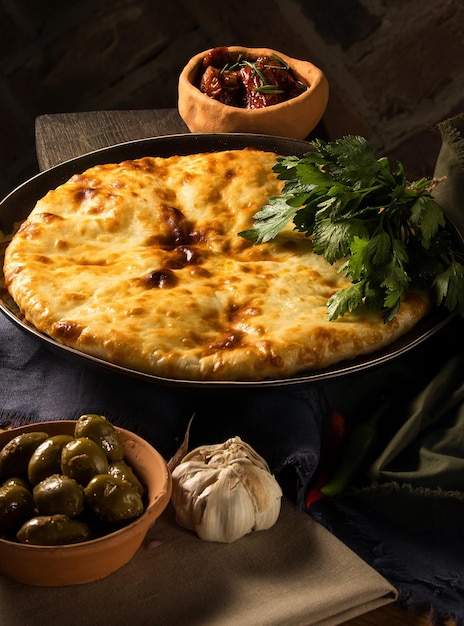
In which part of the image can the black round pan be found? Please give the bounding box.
[0,133,454,388]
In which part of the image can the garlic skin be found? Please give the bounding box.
[171,436,282,543]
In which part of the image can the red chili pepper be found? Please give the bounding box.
[305,411,346,508]
[320,400,389,497]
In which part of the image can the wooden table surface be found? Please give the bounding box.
[34,109,454,626]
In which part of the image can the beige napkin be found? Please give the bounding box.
[0,498,396,626]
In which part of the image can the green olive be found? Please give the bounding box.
[0,432,49,479]
[33,474,84,517]
[74,414,124,462]
[2,476,31,490]
[16,514,91,545]
[108,460,144,496]
[0,483,35,533]
[84,474,144,524]
[61,437,108,485]
[28,434,74,485]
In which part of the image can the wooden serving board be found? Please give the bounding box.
[35,109,188,171]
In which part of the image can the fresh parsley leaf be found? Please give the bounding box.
[327,281,365,320]
[316,137,396,194]
[409,195,446,247]
[239,135,464,319]
[312,218,354,262]
[434,260,464,316]
[238,195,299,243]
[346,236,369,280]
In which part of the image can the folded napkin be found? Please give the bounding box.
[0,499,396,626]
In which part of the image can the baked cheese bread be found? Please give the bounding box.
[3,148,431,381]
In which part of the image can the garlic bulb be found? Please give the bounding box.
[171,436,282,543]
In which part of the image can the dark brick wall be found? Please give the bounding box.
[1,0,463,199]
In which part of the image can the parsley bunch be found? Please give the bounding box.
[239,135,464,321]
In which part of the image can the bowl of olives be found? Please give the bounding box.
[178,45,329,139]
[0,416,172,586]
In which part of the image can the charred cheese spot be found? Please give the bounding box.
[65,293,88,301]
[52,320,83,340]
[157,187,177,203]
[193,223,225,242]
[35,212,64,224]
[143,206,200,249]
[261,349,284,368]
[54,239,70,250]
[100,215,121,232]
[241,245,274,261]
[16,222,43,239]
[73,187,98,204]
[208,330,245,353]
[122,157,161,176]
[227,302,261,323]
[134,269,179,289]
[34,255,52,264]
[165,245,202,269]
[126,307,145,316]
[161,206,196,247]
[189,266,211,278]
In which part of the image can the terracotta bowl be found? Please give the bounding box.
[178,46,329,140]
[0,420,171,586]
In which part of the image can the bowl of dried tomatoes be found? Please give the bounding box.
[178,46,329,140]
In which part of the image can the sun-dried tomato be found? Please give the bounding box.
[199,65,244,107]
[198,47,306,109]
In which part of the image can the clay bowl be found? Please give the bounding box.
[0,420,172,586]
[178,45,329,140]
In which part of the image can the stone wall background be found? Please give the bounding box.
[1,0,463,199]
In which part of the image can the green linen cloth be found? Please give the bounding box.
[360,112,464,526]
